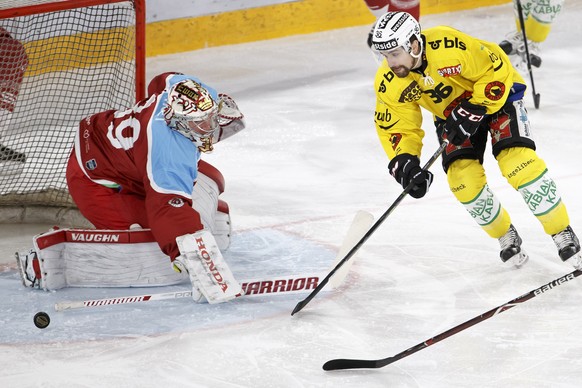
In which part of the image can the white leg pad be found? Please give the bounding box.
[175,230,241,304]
[18,228,186,291]
[193,165,231,250]
[213,210,231,251]
[192,172,220,232]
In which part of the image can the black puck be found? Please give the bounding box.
[33,312,50,329]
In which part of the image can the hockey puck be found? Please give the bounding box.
[33,312,50,329]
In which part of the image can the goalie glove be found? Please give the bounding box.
[174,230,242,304]
[215,93,245,143]
[444,99,486,146]
[388,154,434,199]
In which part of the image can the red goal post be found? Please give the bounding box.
[0,0,145,225]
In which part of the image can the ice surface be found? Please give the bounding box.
[2,2,582,387]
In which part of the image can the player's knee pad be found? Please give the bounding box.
[447,158,487,203]
[497,147,547,189]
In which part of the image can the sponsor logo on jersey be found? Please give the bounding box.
[428,37,466,51]
[437,64,462,77]
[70,233,120,242]
[398,81,422,103]
[484,81,505,101]
[375,107,393,123]
[242,277,319,295]
[378,72,395,93]
[168,197,184,207]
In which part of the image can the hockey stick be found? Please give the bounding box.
[291,140,448,316]
[55,273,324,311]
[516,0,541,109]
[323,268,582,370]
[55,211,375,312]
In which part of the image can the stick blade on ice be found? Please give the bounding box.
[291,211,374,315]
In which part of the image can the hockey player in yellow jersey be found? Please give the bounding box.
[369,11,581,269]
[499,0,564,69]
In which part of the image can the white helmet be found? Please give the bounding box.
[370,12,422,54]
[163,79,219,152]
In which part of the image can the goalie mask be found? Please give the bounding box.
[164,80,219,153]
[370,12,422,55]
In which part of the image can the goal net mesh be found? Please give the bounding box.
[0,0,144,223]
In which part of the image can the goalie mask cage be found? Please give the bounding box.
[0,0,145,224]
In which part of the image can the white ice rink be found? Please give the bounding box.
[2,2,582,387]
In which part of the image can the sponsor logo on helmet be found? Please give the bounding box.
[390,13,409,32]
[377,13,393,29]
[372,39,399,51]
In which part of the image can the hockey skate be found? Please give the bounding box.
[499,31,541,69]
[0,144,26,162]
[499,224,529,267]
[15,249,42,288]
[0,144,26,176]
[552,226,582,270]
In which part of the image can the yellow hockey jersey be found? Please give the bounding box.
[374,26,527,160]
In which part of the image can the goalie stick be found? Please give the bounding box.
[323,268,582,371]
[54,211,375,312]
[55,273,325,311]
[291,140,448,316]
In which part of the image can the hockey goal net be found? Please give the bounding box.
[0,0,145,224]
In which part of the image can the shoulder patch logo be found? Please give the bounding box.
[169,197,185,207]
[390,133,402,150]
[484,81,505,101]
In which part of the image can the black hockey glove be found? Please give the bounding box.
[388,154,434,199]
[444,99,486,146]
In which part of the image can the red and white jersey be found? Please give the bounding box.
[71,72,220,259]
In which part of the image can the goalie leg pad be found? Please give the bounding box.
[16,249,45,289]
[214,202,231,251]
[19,228,187,291]
[175,230,241,304]
[193,163,231,250]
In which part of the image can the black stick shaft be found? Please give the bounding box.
[516,0,541,109]
[323,269,582,370]
[291,141,448,316]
